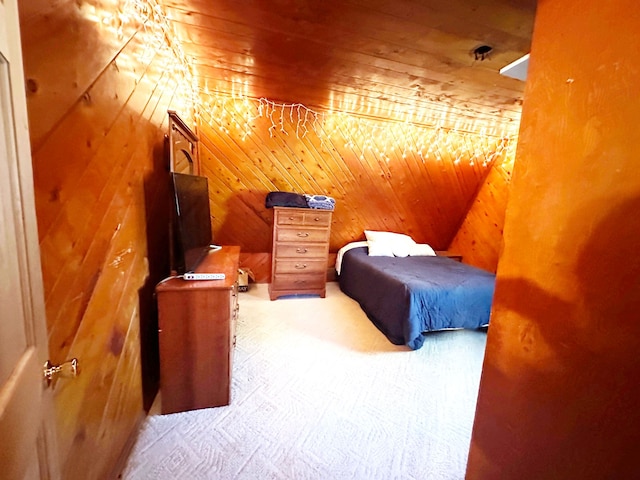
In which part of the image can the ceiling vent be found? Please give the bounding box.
[472,45,493,61]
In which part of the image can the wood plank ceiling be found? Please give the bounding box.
[160,0,537,135]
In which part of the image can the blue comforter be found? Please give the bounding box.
[338,247,495,349]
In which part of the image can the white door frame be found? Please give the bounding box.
[0,0,59,478]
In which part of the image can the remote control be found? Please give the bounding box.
[183,273,226,281]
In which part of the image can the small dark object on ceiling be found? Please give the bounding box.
[473,45,493,61]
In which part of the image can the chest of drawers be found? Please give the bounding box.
[269,207,332,300]
[156,246,240,413]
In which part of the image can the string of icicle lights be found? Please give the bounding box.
[89,0,199,123]
[200,95,517,167]
[88,0,514,167]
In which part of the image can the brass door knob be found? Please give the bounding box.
[43,358,79,387]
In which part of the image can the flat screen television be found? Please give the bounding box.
[170,172,213,274]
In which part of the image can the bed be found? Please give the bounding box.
[337,242,495,350]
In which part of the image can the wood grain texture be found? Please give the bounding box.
[449,159,514,273]
[163,0,535,135]
[197,99,512,275]
[19,0,139,150]
[239,252,271,284]
[18,1,196,478]
[156,247,240,413]
[18,0,520,476]
[269,207,332,300]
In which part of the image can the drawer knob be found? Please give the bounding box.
[314,217,321,221]
[296,248,308,254]
[295,263,307,269]
[297,232,309,237]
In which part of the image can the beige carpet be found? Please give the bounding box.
[122,282,487,479]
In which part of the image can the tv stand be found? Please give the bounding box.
[156,246,240,414]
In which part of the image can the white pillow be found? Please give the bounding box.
[364,230,416,257]
[391,241,413,258]
[366,240,395,257]
[409,243,437,256]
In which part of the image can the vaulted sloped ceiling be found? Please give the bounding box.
[15,2,534,477]
[157,0,536,268]
[161,0,536,134]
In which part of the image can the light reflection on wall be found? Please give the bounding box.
[80,0,518,167]
[326,90,521,140]
[81,0,198,124]
[199,94,518,168]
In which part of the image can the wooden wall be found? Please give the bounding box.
[19,1,195,478]
[449,157,514,272]
[197,97,515,281]
[467,0,640,478]
[17,1,516,477]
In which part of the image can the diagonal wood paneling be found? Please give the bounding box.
[197,97,515,274]
[19,0,197,477]
[17,1,526,475]
[160,0,531,280]
[449,157,515,273]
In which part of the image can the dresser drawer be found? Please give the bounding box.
[276,227,329,243]
[270,207,332,300]
[276,209,332,227]
[272,272,326,290]
[274,258,326,274]
[275,243,327,258]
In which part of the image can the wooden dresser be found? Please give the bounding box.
[156,246,240,414]
[269,207,332,300]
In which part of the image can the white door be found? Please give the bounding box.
[0,1,60,478]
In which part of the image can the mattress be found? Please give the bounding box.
[338,246,495,349]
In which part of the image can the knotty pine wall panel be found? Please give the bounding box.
[197,98,510,281]
[19,0,139,151]
[18,1,194,478]
[449,160,513,273]
[163,0,530,131]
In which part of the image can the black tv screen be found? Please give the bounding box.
[170,172,213,274]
